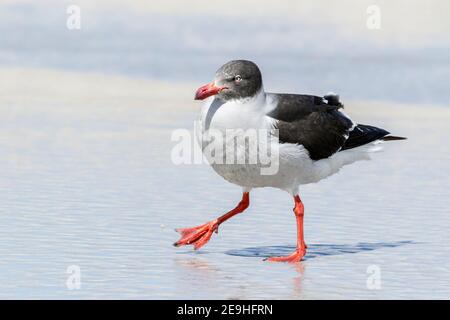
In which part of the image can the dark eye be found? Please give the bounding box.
[234,75,242,82]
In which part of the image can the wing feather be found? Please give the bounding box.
[267,94,353,160]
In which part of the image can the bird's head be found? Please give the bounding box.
[195,60,262,101]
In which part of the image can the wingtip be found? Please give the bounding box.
[382,136,407,141]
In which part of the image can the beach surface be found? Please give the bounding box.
[1,0,449,299]
[0,68,449,299]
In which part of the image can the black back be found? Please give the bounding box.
[267,94,353,160]
[267,94,391,160]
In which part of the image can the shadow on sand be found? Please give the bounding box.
[226,240,414,261]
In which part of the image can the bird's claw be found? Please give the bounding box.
[173,220,219,250]
[265,248,306,263]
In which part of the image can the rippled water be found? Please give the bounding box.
[0,0,449,299]
[0,95,449,299]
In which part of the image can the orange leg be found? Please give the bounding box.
[266,195,307,263]
[174,192,250,250]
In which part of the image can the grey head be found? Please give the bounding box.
[215,60,263,101]
[195,60,263,101]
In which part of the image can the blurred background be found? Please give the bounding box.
[1,0,450,104]
[0,0,449,299]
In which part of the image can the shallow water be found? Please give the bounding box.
[1,0,449,299]
[0,92,449,299]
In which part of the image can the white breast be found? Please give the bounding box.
[196,91,373,194]
[199,90,272,133]
[197,91,298,191]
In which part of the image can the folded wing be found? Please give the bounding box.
[267,93,354,160]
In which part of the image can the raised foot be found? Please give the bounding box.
[173,220,219,250]
[265,248,306,263]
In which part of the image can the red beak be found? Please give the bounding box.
[195,82,227,100]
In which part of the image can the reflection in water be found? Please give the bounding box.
[226,242,415,299]
[174,256,222,297]
[174,256,221,274]
[174,254,305,300]
[291,262,305,299]
[225,241,414,260]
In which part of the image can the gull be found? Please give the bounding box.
[174,60,405,262]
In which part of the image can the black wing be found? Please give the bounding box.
[267,93,354,160]
[341,124,390,150]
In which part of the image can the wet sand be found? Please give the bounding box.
[0,68,449,299]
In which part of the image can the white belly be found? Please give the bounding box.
[197,94,375,193]
[197,94,308,191]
